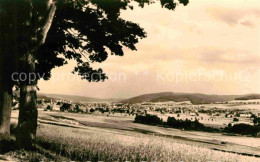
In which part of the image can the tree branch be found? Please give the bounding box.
[71,47,90,62]
[32,0,57,53]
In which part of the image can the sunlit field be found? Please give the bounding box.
[34,124,260,161]
[6,110,260,161]
[3,111,260,161]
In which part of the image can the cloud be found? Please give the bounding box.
[240,20,254,27]
[131,46,260,66]
[206,7,260,27]
[39,0,260,97]
[198,48,260,65]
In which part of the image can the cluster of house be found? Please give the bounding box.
[226,99,260,104]
[37,98,132,113]
[36,98,260,122]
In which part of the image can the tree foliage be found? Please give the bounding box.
[0,0,189,147]
[35,0,189,82]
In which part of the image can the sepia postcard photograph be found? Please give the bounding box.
[0,0,260,161]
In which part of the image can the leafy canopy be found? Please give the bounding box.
[34,0,188,82]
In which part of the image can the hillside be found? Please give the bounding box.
[38,92,260,104]
[38,93,122,103]
[234,94,260,100]
[121,92,244,104]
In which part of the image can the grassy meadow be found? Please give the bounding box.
[33,124,259,161]
[3,110,259,161]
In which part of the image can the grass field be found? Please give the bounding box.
[5,110,260,161]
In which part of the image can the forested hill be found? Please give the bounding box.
[38,92,260,104]
[121,92,260,104]
[38,93,123,103]
[234,94,260,100]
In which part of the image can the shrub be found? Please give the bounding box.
[44,105,53,111]
[224,123,260,136]
[134,114,163,125]
[73,105,83,113]
[166,117,206,131]
[251,114,257,119]
[233,118,239,122]
[253,117,260,125]
[60,103,71,112]
[90,108,95,113]
[134,115,219,132]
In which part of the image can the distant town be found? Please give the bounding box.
[14,92,260,129]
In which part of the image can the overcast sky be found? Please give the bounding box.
[38,0,260,98]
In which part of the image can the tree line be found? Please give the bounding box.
[134,114,260,136]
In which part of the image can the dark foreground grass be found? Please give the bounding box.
[0,134,16,153]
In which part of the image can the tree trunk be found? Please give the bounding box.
[0,12,15,135]
[0,45,14,135]
[0,83,12,135]
[10,0,56,149]
[16,53,38,150]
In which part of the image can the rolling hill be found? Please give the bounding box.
[38,92,260,104]
[234,94,260,100]
[121,92,258,104]
[38,93,123,103]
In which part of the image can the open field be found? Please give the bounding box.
[200,103,260,111]
[150,103,260,128]
[7,110,260,161]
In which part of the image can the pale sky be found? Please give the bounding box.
[38,0,260,98]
